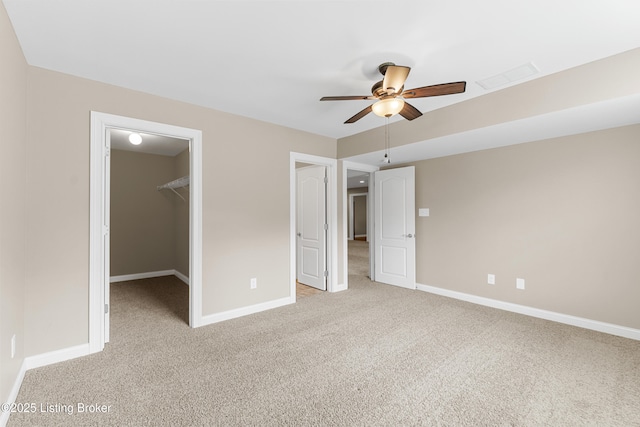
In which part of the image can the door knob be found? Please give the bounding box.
[297,232,301,237]
[406,233,414,238]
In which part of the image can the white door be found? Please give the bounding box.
[374,166,416,289]
[297,165,327,290]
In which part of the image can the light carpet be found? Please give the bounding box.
[8,240,640,426]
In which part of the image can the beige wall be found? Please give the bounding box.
[403,125,640,329]
[24,66,336,356]
[111,149,188,276]
[0,3,27,408]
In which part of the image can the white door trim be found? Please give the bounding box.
[342,161,379,288]
[290,153,338,296]
[89,111,203,354]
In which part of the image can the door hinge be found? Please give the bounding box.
[323,270,329,278]
[104,303,109,314]
[105,146,110,157]
[324,176,328,184]
[324,223,328,231]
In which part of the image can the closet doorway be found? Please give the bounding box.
[109,129,190,329]
[89,112,203,354]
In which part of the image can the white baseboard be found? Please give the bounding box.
[199,296,294,327]
[0,360,27,427]
[417,283,640,341]
[331,283,348,293]
[110,270,189,285]
[1,344,91,427]
[174,270,189,286]
[24,343,91,370]
[110,270,174,283]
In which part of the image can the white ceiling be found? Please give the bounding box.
[5,0,640,160]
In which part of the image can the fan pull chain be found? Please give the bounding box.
[383,117,391,164]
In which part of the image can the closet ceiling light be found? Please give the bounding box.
[129,133,142,145]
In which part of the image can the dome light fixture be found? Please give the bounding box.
[371,97,405,118]
[128,133,142,145]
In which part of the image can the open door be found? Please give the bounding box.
[296,165,327,290]
[373,166,416,289]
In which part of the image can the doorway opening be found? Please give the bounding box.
[289,152,339,300]
[108,129,190,332]
[342,162,378,287]
[90,112,203,354]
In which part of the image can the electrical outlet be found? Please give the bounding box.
[11,334,16,359]
[488,274,495,285]
[516,278,525,290]
[250,278,257,289]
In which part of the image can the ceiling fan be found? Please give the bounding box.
[320,62,466,124]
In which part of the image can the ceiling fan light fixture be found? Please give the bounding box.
[372,97,405,118]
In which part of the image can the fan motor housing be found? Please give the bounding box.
[378,61,395,76]
[371,80,385,97]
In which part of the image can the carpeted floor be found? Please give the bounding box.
[8,240,640,426]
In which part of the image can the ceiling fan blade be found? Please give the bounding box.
[320,95,375,101]
[382,65,410,95]
[345,105,373,124]
[402,81,466,98]
[399,102,422,121]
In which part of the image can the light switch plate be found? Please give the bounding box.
[516,278,525,290]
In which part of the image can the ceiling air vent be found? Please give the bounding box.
[476,62,539,90]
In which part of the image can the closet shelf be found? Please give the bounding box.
[157,175,189,201]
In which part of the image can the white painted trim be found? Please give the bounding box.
[1,344,92,426]
[342,161,379,289]
[200,296,294,326]
[24,344,91,370]
[174,270,190,286]
[189,132,203,326]
[109,269,190,285]
[417,283,640,341]
[333,283,348,292]
[0,361,27,427]
[290,153,339,296]
[90,112,203,353]
[110,270,175,283]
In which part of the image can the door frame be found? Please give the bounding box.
[290,153,339,297]
[342,161,379,288]
[89,111,203,354]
